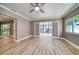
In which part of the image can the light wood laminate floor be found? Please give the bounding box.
[0,35,79,55]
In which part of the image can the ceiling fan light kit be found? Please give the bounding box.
[35,6,40,11]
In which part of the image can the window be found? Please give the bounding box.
[65,18,73,32]
[73,15,79,33]
[65,15,79,34]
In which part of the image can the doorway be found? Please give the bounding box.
[34,21,59,38]
[0,20,14,37]
[1,23,10,36]
[0,18,17,42]
[39,21,52,37]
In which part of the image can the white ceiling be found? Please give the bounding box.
[0,13,12,22]
[0,3,77,21]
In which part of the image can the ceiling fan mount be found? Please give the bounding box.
[29,3,45,13]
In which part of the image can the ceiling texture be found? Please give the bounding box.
[0,3,78,21]
[0,13,12,22]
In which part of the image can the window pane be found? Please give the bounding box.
[73,15,79,33]
[65,18,73,32]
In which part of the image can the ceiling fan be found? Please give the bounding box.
[29,3,45,13]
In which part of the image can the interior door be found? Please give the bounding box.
[52,21,59,38]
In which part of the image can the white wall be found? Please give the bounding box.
[17,17,31,40]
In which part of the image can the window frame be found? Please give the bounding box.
[65,15,79,35]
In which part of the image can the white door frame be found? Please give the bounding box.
[13,18,17,41]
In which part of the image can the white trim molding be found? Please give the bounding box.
[0,4,31,20]
[62,4,79,18]
[16,35,32,42]
[33,35,40,37]
[60,38,79,49]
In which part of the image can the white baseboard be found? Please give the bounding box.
[33,35,39,37]
[16,35,32,42]
[52,37,60,39]
[60,38,79,49]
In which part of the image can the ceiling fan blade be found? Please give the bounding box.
[39,9,44,13]
[29,9,35,13]
[30,3,34,6]
[41,3,46,7]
